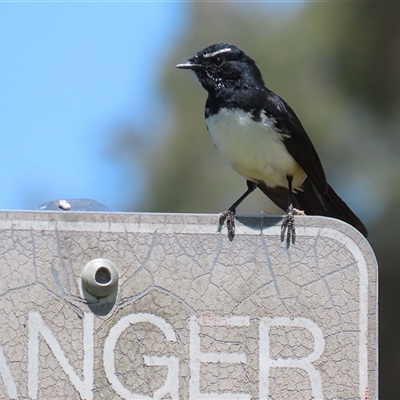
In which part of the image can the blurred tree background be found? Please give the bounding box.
[113,3,400,398]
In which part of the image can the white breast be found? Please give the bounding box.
[206,108,306,189]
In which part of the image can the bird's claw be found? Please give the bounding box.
[281,204,296,246]
[219,210,235,241]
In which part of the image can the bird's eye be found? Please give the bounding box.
[213,57,223,66]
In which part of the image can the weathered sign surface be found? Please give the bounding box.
[0,212,377,399]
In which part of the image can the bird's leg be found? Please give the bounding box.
[281,175,296,245]
[219,180,257,240]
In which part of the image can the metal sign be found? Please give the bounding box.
[0,212,377,399]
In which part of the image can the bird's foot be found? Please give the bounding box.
[219,210,236,241]
[281,204,297,246]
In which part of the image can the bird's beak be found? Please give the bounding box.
[176,58,203,70]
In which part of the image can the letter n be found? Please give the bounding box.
[28,311,94,399]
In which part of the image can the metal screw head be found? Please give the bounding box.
[81,258,119,298]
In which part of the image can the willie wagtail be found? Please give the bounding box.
[176,43,368,242]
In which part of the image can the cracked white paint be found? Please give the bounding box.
[0,212,377,399]
[189,315,251,399]
[104,313,178,399]
[0,344,18,399]
[28,311,94,399]
[259,317,324,399]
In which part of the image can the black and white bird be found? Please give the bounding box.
[176,43,367,242]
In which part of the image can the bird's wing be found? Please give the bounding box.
[265,91,328,195]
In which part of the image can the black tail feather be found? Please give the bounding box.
[257,178,368,238]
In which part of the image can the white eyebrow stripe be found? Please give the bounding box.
[203,48,232,58]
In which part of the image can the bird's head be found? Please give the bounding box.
[176,43,264,95]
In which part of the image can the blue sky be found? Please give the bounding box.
[0,2,186,210]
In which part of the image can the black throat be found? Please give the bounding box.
[205,83,270,124]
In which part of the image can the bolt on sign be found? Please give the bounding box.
[0,212,377,399]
